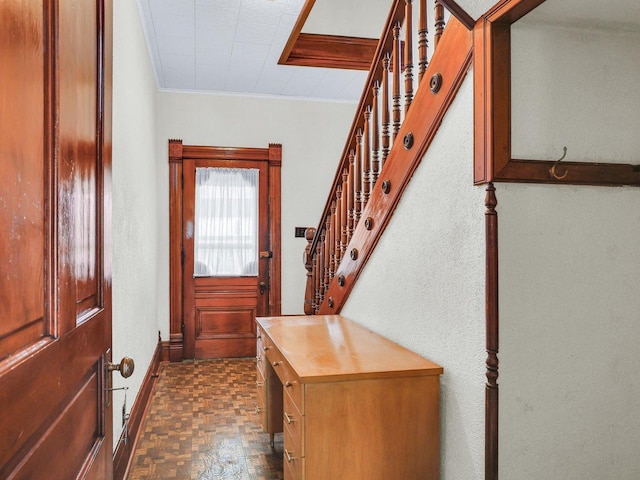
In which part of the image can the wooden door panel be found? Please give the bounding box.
[0,318,109,476]
[0,0,46,359]
[197,306,256,336]
[0,0,113,477]
[13,370,101,480]
[194,277,259,357]
[58,0,101,324]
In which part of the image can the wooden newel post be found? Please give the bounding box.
[303,227,317,315]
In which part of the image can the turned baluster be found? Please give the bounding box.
[319,230,327,303]
[381,54,391,167]
[354,129,363,224]
[303,227,316,315]
[418,0,428,83]
[392,22,402,140]
[334,186,342,266]
[328,204,336,280]
[371,82,380,185]
[313,249,320,312]
[434,1,445,49]
[341,167,349,257]
[315,243,322,310]
[347,151,355,240]
[404,0,414,113]
[363,106,372,206]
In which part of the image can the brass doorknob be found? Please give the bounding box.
[107,357,135,378]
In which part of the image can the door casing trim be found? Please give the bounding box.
[168,140,282,361]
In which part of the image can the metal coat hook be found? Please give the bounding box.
[549,146,568,180]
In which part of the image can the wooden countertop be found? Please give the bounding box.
[257,315,443,383]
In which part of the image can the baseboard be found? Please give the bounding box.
[113,338,163,480]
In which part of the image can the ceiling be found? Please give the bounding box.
[135,0,390,102]
[135,0,640,102]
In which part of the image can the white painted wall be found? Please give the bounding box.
[498,184,640,479]
[341,76,488,479]
[500,20,640,479]
[111,0,160,449]
[512,23,640,163]
[154,91,358,333]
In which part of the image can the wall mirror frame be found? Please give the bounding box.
[473,0,640,187]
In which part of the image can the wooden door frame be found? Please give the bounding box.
[168,140,282,362]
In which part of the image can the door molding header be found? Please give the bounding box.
[169,139,282,166]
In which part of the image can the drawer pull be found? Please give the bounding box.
[263,346,270,351]
[272,361,282,366]
[255,406,262,414]
[256,381,264,387]
[285,381,293,388]
[284,412,295,424]
[285,449,295,462]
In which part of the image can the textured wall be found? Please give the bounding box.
[341,76,488,479]
[155,92,357,326]
[499,183,640,479]
[512,23,640,163]
[501,21,640,479]
[111,0,161,450]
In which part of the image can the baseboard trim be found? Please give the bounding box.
[113,338,163,480]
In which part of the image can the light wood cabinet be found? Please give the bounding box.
[256,315,443,480]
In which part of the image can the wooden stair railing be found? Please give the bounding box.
[304,0,473,315]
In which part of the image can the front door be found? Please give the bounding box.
[180,146,281,359]
[0,0,114,478]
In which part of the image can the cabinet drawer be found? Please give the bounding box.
[256,327,267,377]
[284,425,304,480]
[255,367,267,431]
[283,389,304,456]
[267,353,304,414]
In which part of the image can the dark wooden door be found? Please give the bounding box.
[0,0,114,478]
[182,157,272,359]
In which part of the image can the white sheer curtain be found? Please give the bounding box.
[194,167,259,276]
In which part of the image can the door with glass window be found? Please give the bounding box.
[182,158,270,358]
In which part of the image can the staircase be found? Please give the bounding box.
[303,0,473,315]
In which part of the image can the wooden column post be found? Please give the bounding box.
[485,183,499,480]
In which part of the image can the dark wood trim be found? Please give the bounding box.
[498,159,640,186]
[278,0,378,70]
[473,0,640,187]
[283,33,378,70]
[473,17,511,184]
[168,333,183,362]
[317,17,473,314]
[113,337,163,480]
[181,145,270,161]
[268,144,283,315]
[168,141,282,360]
[485,183,499,480]
[279,0,316,65]
[168,140,184,362]
[437,0,475,30]
[160,340,170,362]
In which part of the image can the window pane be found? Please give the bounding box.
[194,167,259,276]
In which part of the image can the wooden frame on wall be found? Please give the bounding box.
[473,0,640,187]
[168,140,282,362]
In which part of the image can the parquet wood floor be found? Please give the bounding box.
[127,358,284,480]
